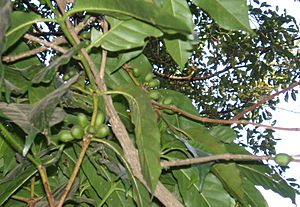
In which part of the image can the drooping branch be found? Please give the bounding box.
[232,81,300,120]
[153,102,300,131]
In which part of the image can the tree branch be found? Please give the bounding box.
[232,81,300,120]
[2,16,95,63]
[153,64,234,81]
[153,102,300,131]
[56,134,92,207]
[24,33,67,53]
[161,153,269,168]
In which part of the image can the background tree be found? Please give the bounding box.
[0,0,299,207]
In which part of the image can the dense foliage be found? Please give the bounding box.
[0,0,299,206]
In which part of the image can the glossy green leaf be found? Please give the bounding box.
[0,165,37,205]
[88,17,162,51]
[4,11,40,51]
[194,0,253,34]
[0,0,11,54]
[202,173,236,207]
[173,168,210,207]
[173,168,235,207]
[118,85,161,193]
[239,164,296,204]
[210,125,236,143]
[164,34,193,69]
[162,0,194,68]
[111,48,144,73]
[185,127,247,205]
[242,177,268,207]
[70,0,193,34]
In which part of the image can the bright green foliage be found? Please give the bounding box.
[0,0,298,207]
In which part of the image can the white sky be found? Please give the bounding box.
[258,1,300,206]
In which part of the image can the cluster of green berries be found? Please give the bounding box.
[133,70,175,114]
[58,112,110,142]
[63,69,77,81]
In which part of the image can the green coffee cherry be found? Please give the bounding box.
[58,130,74,142]
[274,153,293,166]
[95,111,105,127]
[63,74,70,81]
[88,125,96,134]
[81,31,91,39]
[77,113,89,128]
[71,125,84,139]
[96,124,110,138]
[163,96,173,105]
[149,90,161,100]
[148,79,160,88]
[133,68,141,77]
[144,72,153,82]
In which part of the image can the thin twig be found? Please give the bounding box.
[24,33,67,53]
[153,64,233,81]
[99,19,108,79]
[38,165,55,207]
[153,102,300,131]
[56,134,92,207]
[2,36,67,63]
[232,81,300,120]
[2,17,95,63]
[161,153,269,168]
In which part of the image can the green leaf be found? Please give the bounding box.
[28,84,55,104]
[112,48,144,73]
[173,168,210,207]
[76,144,136,206]
[0,165,37,205]
[0,0,11,54]
[173,168,235,207]
[185,127,247,205]
[88,17,162,51]
[32,44,84,84]
[202,173,236,207]
[162,0,194,68]
[239,164,296,204]
[210,125,236,143]
[164,34,193,69]
[194,0,253,34]
[241,177,268,207]
[4,11,40,51]
[118,85,161,193]
[70,0,193,34]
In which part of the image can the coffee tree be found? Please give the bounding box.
[0,0,298,206]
